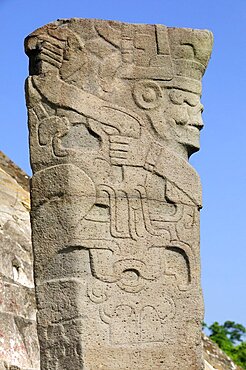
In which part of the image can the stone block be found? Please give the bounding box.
[25,18,213,369]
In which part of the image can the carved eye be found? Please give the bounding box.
[184,94,200,107]
[169,89,184,105]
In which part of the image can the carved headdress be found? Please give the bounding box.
[90,20,213,93]
[25,20,213,96]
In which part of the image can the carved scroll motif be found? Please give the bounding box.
[25,18,213,370]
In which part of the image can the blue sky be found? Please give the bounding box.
[0,0,245,327]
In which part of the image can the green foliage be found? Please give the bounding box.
[206,321,246,369]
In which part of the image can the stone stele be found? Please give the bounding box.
[25,18,213,370]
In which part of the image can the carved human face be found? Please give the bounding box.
[132,80,204,158]
[163,88,204,156]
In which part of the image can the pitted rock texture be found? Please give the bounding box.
[0,152,39,370]
[25,18,213,369]
[0,153,241,370]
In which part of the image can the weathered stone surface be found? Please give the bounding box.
[25,18,213,369]
[0,155,241,370]
[0,153,39,370]
[0,151,29,192]
[203,333,244,370]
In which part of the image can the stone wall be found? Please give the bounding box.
[203,333,243,370]
[0,152,39,370]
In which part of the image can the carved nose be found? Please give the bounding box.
[191,121,204,130]
[188,114,204,130]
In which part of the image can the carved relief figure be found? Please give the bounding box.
[25,19,213,370]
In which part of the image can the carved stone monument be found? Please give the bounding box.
[25,18,213,369]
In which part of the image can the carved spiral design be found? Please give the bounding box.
[133,80,163,110]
